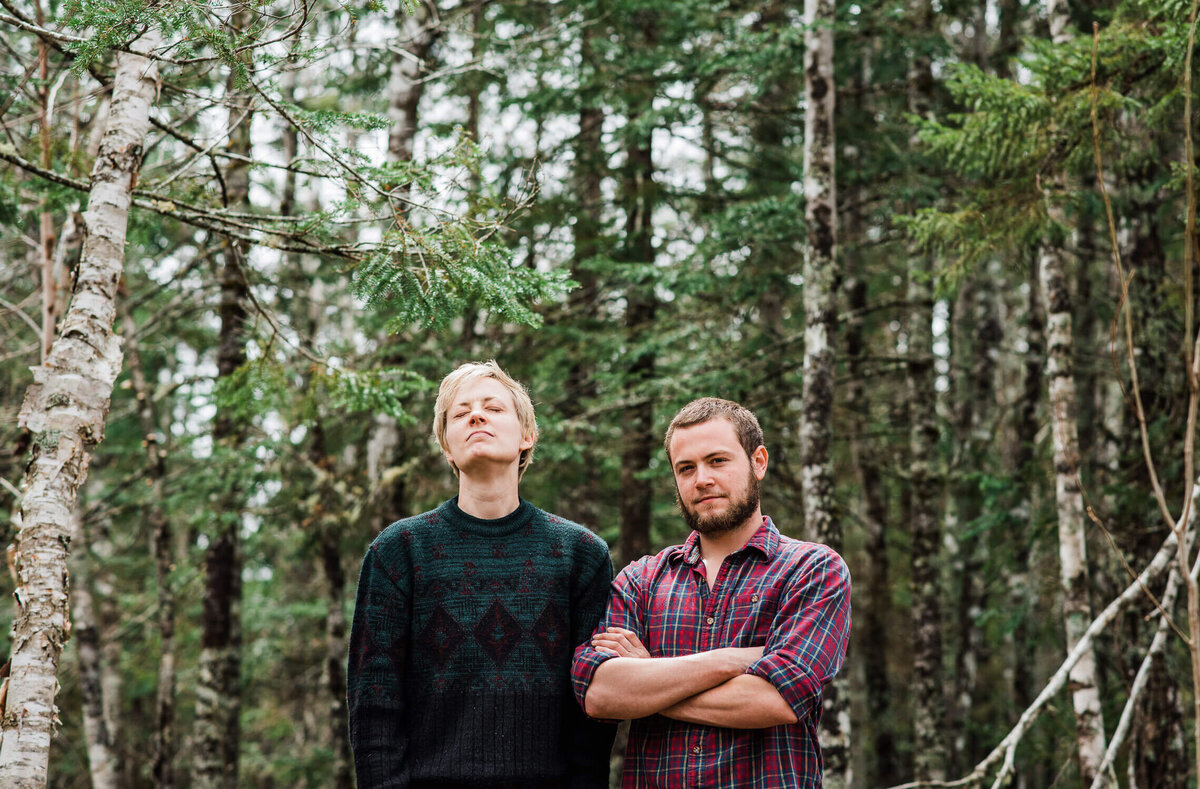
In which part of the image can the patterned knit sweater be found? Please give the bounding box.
[347,497,616,789]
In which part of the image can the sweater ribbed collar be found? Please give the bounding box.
[440,496,535,537]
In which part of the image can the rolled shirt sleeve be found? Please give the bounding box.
[745,546,851,721]
[570,556,650,711]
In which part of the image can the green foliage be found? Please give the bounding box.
[352,227,572,331]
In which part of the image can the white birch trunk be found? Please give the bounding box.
[0,29,161,788]
[800,0,847,782]
[1039,247,1108,784]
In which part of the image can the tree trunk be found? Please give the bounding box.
[0,28,162,789]
[122,288,177,788]
[558,24,604,527]
[367,0,440,527]
[800,0,847,780]
[195,21,254,785]
[907,0,945,777]
[618,20,657,570]
[1039,246,1108,784]
[948,270,1000,772]
[69,507,119,789]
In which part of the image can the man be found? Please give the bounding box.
[348,361,616,789]
[571,397,850,788]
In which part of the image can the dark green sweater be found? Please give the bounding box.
[347,498,616,789]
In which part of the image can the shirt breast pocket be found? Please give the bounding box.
[724,587,779,646]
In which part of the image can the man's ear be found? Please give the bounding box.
[520,432,535,451]
[751,445,768,480]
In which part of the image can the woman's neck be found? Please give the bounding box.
[457,470,521,519]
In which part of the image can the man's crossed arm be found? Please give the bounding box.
[582,627,798,729]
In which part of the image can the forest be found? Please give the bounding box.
[2,0,1199,786]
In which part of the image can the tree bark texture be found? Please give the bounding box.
[800,0,847,780]
[0,28,162,788]
[950,272,1000,771]
[845,262,899,786]
[69,508,119,789]
[1039,247,1107,784]
[907,0,945,777]
[195,29,253,787]
[618,38,657,570]
[122,291,177,788]
[907,245,945,782]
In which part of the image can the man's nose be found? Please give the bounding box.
[469,408,487,425]
[694,466,714,486]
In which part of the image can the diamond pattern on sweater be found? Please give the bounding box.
[473,598,522,665]
[416,603,465,670]
[529,602,567,665]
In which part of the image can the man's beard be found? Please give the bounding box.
[676,471,760,535]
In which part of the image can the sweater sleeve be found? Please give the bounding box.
[347,545,411,789]
[564,543,618,789]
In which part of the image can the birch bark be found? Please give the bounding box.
[0,28,161,788]
[800,0,847,781]
[1038,246,1108,783]
[1039,7,1107,780]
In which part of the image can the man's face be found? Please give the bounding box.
[443,377,533,475]
[669,418,766,535]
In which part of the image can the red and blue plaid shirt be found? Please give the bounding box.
[571,517,850,788]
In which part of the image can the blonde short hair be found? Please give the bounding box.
[432,361,539,479]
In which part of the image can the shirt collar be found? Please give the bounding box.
[672,516,779,565]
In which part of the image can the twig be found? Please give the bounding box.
[886,525,1185,789]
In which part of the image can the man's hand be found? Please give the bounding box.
[583,638,767,720]
[591,627,651,658]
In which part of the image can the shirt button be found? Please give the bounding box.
[751,594,759,603]
[706,616,715,625]
[692,745,702,755]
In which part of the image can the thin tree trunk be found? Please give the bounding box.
[1007,254,1044,789]
[0,28,162,788]
[367,0,440,527]
[69,506,119,789]
[305,421,354,789]
[1039,245,1108,783]
[558,24,604,527]
[907,0,945,777]
[618,19,657,570]
[1039,13,1107,775]
[950,270,1000,770]
[122,288,177,788]
[195,21,254,785]
[800,0,847,780]
[36,1,57,362]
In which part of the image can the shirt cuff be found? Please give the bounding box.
[746,653,822,720]
[570,646,619,713]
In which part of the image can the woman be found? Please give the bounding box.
[347,361,615,789]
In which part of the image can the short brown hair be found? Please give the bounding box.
[432,361,539,479]
[664,397,763,462]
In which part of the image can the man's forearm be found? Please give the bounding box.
[583,647,761,720]
[659,675,798,729]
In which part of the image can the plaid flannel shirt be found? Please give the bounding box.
[571,517,850,788]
